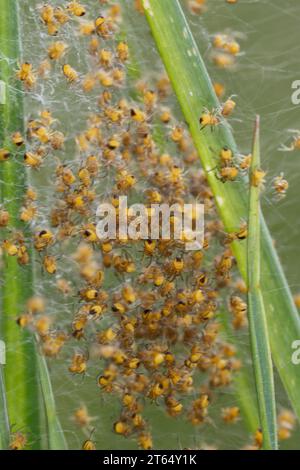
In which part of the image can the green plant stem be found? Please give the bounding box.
[219,313,259,432]
[0,0,40,447]
[248,116,277,450]
[142,0,300,421]
[0,0,66,450]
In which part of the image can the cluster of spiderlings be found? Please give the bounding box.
[210,31,242,69]
[6,0,247,449]
[1,0,291,450]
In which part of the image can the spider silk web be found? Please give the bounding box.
[7,0,300,450]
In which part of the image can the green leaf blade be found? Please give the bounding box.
[0,0,66,449]
[0,0,40,446]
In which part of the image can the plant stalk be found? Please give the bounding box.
[248,116,277,450]
[0,0,67,450]
[0,0,41,447]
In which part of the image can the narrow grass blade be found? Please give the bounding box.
[219,313,260,432]
[36,351,68,450]
[142,0,300,420]
[0,0,40,446]
[0,0,66,449]
[248,116,277,450]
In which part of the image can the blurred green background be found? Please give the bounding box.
[20,0,300,449]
